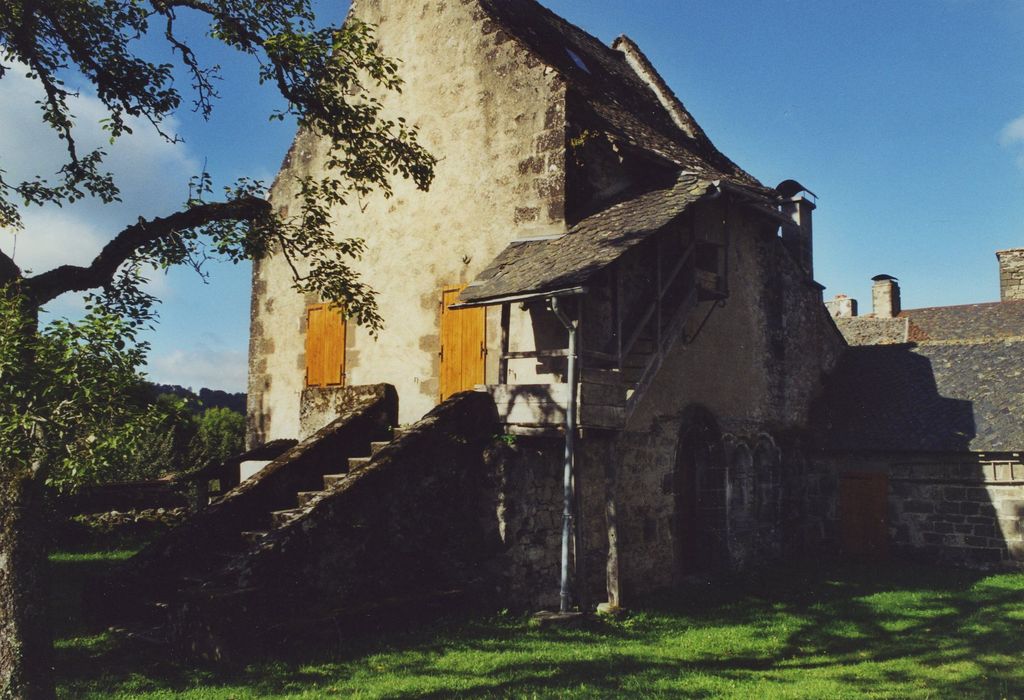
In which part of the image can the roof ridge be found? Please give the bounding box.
[900,300,1020,314]
[611,35,711,147]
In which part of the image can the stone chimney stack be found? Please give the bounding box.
[781,195,815,278]
[871,275,901,318]
[996,248,1024,301]
[825,294,858,318]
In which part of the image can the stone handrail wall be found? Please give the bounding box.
[117,384,397,599]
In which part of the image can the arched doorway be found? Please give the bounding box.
[673,407,722,578]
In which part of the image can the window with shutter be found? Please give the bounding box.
[439,285,486,401]
[305,303,346,387]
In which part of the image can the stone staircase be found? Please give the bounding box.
[256,435,397,537]
[103,385,398,619]
[102,387,503,661]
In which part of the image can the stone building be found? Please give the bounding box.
[817,250,1024,568]
[246,0,845,610]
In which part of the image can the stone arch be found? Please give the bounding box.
[672,405,724,578]
[753,433,781,524]
[726,439,754,517]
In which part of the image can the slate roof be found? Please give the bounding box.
[477,0,761,187]
[902,300,1024,342]
[815,311,1024,453]
[459,173,712,304]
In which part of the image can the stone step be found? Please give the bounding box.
[296,490,324,507]
[322,473,349,489]
[270,508,304,529]
[240,530,268,545]
[581,368,624,386]
[622,352,653,369]
[631,338,656,354]
[370,440,390,455]
[348,456,372,472]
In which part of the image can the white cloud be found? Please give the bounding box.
[147,347,248,393]
[0,63,200,303]
[999,115,1024,168]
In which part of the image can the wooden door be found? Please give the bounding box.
[305,303,346,387]
[839,471,889,558]
[440,286,485,401]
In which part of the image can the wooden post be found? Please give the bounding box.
[499,303,510,384]
[655,239,663,349]
[615,269,623,370]
[604,457,621,610]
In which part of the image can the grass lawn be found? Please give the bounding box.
[52,546,1024,699]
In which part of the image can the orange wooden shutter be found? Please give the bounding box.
[305,304,346,387]
[439,286,485,401]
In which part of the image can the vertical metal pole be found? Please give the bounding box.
[552,297,578,614]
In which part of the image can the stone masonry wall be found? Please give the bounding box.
[814,454,1024,570]
[248,0,569,443]
[889,459,1024,569]
[632,201,843,432]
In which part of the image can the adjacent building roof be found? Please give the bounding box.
[902,300,1024,342]
[816,300,1024,453]
[459,173,712,305]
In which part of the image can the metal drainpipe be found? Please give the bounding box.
[551,296,578,614]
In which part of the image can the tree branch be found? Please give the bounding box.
[23,197,271,305]
[0,247,22,287]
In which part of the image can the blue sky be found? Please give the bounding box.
[2,0,1023,392]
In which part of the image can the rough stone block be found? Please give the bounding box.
[974,524,996,538]
[903,500,934,514]
[965,488,991,503]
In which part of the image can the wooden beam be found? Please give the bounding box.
[503,349,571,360]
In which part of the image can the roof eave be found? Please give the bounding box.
[451,285,589,310]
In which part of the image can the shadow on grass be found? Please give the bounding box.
[53,551,1024,699]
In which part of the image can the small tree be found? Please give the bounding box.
[0,1,435,696]
[189,406,245,469]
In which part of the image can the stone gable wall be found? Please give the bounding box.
[834,316,908,345]
[249,0,569,442]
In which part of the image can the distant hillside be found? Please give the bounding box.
[149,384,247,414]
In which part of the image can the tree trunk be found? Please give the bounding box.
[0,469,55,700]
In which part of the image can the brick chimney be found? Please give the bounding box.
[871,275,901,318]
[996,248,1024,301]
